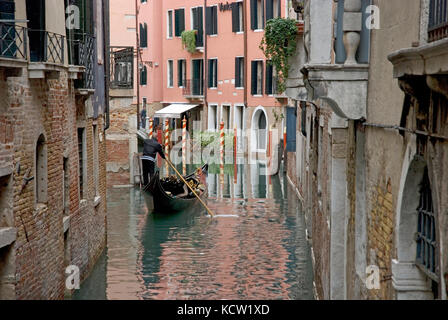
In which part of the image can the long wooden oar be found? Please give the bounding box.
[164,158,215,217]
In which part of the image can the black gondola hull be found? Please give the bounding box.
[143,164,208,214]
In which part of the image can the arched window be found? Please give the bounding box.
[257,111,267,150]
[416,168,439,297]
[35,134,47,203]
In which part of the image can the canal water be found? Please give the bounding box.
[73,163,314,300]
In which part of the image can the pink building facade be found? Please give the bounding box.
[138,0,289,157]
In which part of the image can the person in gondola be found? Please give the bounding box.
[141,136,166,186]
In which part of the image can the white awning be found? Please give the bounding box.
[154,104,199,119]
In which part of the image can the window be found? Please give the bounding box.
[206,5,218,35]
[141,0,147,3]
[93,125,99,197]
[208,59,218,88]
[178,59,186,87]
[235,57,244,88]
[167,60,174,88]
[35,134,47,203]
[250,0,264,30]
[174,8,185,37]
[428,0,448,42]
[167,10,173,38]
[232,2,244,32]
[222,105,231,129]
[191,7,204,47]
[266,0,281,21]
[416,168,438,285]
[286,107,297,152]
[140,23,148,48]
[77,128,86,200]
[63,157,69,215]
[140,65,147,85]
[191,59,204,95]
[251,60,263,95]
[208,105,218,131]
[265,61,275,95]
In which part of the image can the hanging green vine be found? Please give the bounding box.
[181,30,197,54]
[260,18,298,94]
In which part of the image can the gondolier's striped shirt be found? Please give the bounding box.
[141,155,156,162]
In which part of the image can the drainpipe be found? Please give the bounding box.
[204,0,208,128]
[135,0,140,130]
[103,0,110,131]
[243,0,248,108]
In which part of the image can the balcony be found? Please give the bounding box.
[182,79,204,99]
[68,33,96,90]
[28,29,65,79]
[110,46,134,91]
[428,0,448,42]
[0,21,27,74]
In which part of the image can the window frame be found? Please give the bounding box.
[167,9,174,39]
[167,59,174,88]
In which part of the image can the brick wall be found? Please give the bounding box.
[0,68,107,299]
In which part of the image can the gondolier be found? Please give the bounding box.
[141,137,166,186]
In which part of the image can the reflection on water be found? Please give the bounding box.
[73,163,314,300]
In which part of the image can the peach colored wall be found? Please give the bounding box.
[140,0,286,109]
[109,0,137,100]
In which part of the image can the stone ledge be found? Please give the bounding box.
[388,38,448,78]
[28,62,65,79]
[302,63,369,120]
[63,216,70,233]
[109,88,135,98]
[0,166,13,178]
[93,196,101,207]
[68,65,85,80]
[0,227,16,249]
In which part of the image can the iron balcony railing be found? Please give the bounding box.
[68,33,95,89]
[28,29,65,64]
[428,0,448,42]
[0,22,27,60]
[182,79,204,97]
[110,46,134,89]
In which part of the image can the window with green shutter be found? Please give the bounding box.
[206,5,218,35]
[208,59,218,88]
[251,60,263,95]
[174,9,185,37]
[235,57,244,88]
[232,2,244,33]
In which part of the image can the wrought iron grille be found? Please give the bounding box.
[182,79,204,97]
[110,46,134,89]
[28,29,65,64]
[428,0,448,42]
[68,33,95,89]
[416,168,438,281]
[0,22,27,60]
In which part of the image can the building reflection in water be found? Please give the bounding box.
[72,161,314,300]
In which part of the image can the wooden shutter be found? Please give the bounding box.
[214,7,218,34]
[179,9,185,34]
[232,3,239,32]
[177,60,182,87]
[235,57,240,87]
[208,59,213,88]
[266,63,273,95]
[266,0,273,21]
[250,0,257,30]
[251,61,257,95]
[286,107,297,152]
[206,6,212,35]
[174,9,179,36]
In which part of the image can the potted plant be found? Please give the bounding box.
[181,30,197,54]
[260,18,298,94]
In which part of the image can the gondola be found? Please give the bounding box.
[143,164,208,214]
